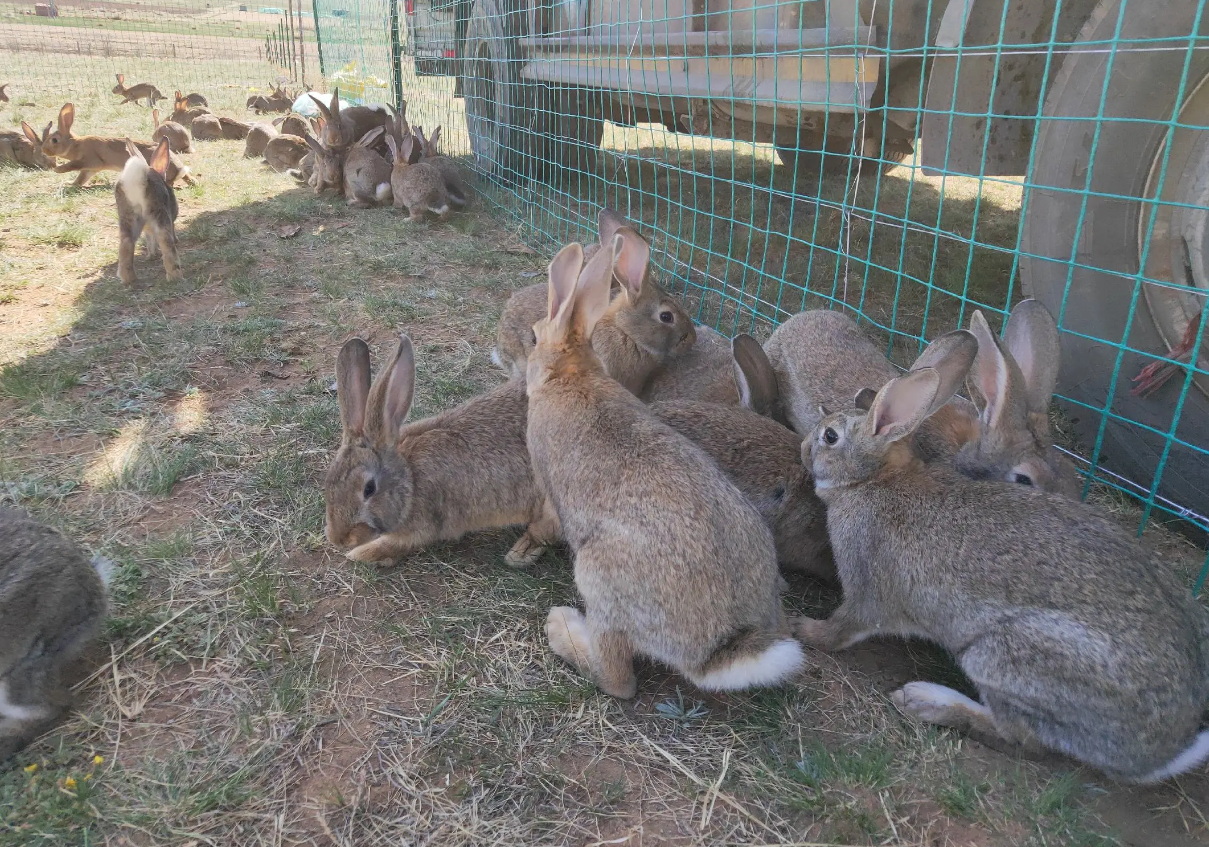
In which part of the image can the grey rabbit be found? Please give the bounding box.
[0,507,109,761]
[765,301,1079,496]
[115,137,180,286]
[801,339,1209,783]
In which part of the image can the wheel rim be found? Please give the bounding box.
[1140,69,1209,399]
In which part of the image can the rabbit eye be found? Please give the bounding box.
[1012,472,1034,487]
[362,478,377,499]
[823,427,839,446]
[658,310,674,324]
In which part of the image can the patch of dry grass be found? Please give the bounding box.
[1,77,1207,847]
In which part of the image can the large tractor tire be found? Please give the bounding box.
[1021,0,1209,523]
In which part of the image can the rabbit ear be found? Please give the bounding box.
[41,121,52,142]
[597,207,631,245]
[967,310,1015,430]
[1003,299,1060,415]
[357,126,384,147]
[866,368,942,443]
[21,121,39,145]
[573,234,622,339]
[329,88,341,117]
[58,103,75,135]
[124,138,139,159]
[378,335,416,442]
[611,226,650,303]
[384,134,398,161]
[153,108,160,128]
[309,93,332,120]
[428,125,441,151]
[149,137,171,177]
[853,387,876,411]
[116,74,124,84]
[336,338,371,438]
[303,133,325,154]
[546,242,585,330]
[910,328,977,417]
[732,334,779,417]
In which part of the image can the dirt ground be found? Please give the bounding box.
[1,79,1208,846]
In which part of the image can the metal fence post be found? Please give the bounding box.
[388,0,404,110]
[312,0,326,77]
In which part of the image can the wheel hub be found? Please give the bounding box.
[1141,70,1209,398]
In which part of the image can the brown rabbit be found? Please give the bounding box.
[527,238,804,698]
[0,83,9,104]
[170,94,210,127]
[0,129,52,168]
[414,125,468,209]
[115,137,181,286]
[303,134,344,194]
[23,104,190,187]
[0,508,110,762]
[641,324,747,407]
[180,90,208,108]
[309,89,391,150]
[342,127,393,208]
[264,134,309,172]
[152,109,192,154]
[218,116,252,140]
[493,209,695,391]
[325,336,559,569]
[383,133,449,221]
[802,359,1209,784]
[112,74,163,107]
[190,113,223,142]
[648,335,831,580]
[273,113,309,137]
[244,122,278,157]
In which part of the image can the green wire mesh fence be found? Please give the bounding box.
[2,0,1207,589]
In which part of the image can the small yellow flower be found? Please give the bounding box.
[24,763,37,774]
[63,776,77,789]
[93,755,104,765]
[82,774,92,781]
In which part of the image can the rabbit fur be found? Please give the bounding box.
[324,336,559,569]
[493,208,695,391]
[0,507,108,762]
[151,109,192,153]
[23,103,191,187]
[765,302,1079,496]
[342,126,393,208]
[115,137,180,286]
[526,238,803,698]
[802,354,1209,784]
[383,133,449,221]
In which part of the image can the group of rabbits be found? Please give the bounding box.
[325,207,1209,785]
[299,88,469,218]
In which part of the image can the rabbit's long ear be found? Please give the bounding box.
[116,73,124,85]
[329,87,341,118]
[365,336,415,443]
[546,242,584,334]
[21,121,39,146]
[866,368,942,443]
[357,126,384,148]
[336,338,372,439]
[58,103,75,135]
[612,226,650,303]
[153,108,160,128]
[384,134,398,163]
[303,133,325,154]
[124,138,139,159]
[573,234,622,339]
[149,137,171,177]
[428,125,441,152]
[597,207,632,245]
[910,328,977,417]
[967,310,1013,430]
[309,93,332,120]
[732,334,779,418]
[1003,299,1060,416]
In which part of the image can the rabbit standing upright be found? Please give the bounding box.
[526,238,803,698]
[0,507,109,761]
[115,137,181,286]
[801,349,1209,784]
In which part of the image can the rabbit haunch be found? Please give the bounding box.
[803,356,1209,784]
[525,238,803,697]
